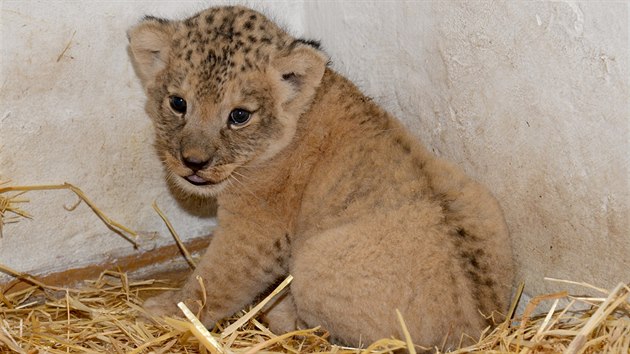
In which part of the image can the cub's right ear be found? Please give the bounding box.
[127,16,175,87]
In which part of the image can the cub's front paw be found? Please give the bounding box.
[142,290,207,322]
[142,291,182,320]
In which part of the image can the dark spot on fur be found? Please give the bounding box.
[183,12,200,27]
[460,249,484,270]
[241,265,255,279]
[244,21,254,30]
[293,38,321,50]
[466,269,482,284]
[282,72,301,87]
[142,15,169,24]
[394,136,411,154]
[358,118,371,125]
[401,142,411,153]
[412,157,426,171]
[220,293,233,303]
[469,255,480,269]
[244,58,253,69]
[262,266,275,274]
[273,239,282,251]
[254,47,264,60]
[342,100,354,111]
[224,271,236,283]
[244,252,262,269]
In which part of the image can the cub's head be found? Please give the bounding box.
[128,6,327,196]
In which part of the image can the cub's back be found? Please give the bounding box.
[289,69,513,346]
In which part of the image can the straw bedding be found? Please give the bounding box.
[0,269,628,354]
[1,182,629,353]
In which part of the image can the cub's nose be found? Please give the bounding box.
[182,152,211,172]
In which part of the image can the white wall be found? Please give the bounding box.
[1,1,628,299]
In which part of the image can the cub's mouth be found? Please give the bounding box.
[177,162,239,190]
[163,152,237,194]
[184,173,227,186]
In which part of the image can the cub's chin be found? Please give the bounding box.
[168,172,230,198]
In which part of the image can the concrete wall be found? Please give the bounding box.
[1,1,628,299]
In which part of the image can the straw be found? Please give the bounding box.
[0,181,138,247]
[1,265,627,353]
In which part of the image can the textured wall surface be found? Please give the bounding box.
[1,1,628,299]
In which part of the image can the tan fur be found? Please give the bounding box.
[128,6,514,349]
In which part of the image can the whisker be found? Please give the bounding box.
[232,170,254,182]
[228,174,262,202]
[226,176,235,192]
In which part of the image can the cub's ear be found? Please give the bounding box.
[127,16,175,87]
[271,39,328,110]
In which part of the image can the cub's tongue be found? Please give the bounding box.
[186,174,207,184]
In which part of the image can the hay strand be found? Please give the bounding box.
[178,302,225,354]
[221,274,293,339]
[152,201,196,269]
[396,309,417,354]
[0,182,138,247]
[565,282,629,354]
[56,30,76,62]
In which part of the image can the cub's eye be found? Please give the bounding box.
[228,108,252,127]
[169,96,187,114]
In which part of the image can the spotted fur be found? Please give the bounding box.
[128,5,514,349]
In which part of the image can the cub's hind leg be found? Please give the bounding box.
[289,206,484,348]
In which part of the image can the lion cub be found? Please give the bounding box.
[128,5,514,348]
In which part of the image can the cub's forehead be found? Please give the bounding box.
[162,6,295,101]
[170,6,292,72]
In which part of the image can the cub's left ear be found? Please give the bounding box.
[271,39,329,108]
[127,16,175,88]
